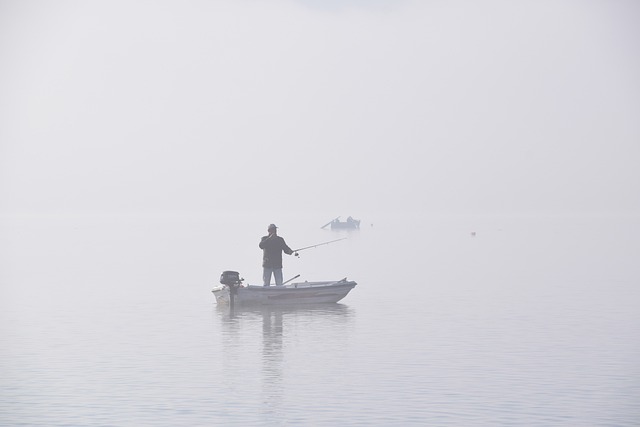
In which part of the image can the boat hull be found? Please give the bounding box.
[330,221,360,229]
[212,280,357,306]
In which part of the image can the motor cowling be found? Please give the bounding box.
[220,270,242,286]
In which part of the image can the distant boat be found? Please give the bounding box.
[212,278,357,306]
[321,216,361,230]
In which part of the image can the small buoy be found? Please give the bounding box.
[471,232,476,237]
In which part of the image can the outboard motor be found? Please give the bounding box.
[220,271,243,308]
[220,270,242,286]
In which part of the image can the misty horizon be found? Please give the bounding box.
[1,1,639,218]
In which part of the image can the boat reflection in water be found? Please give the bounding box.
[215,303,356,420]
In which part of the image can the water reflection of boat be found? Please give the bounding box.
[212,279,357,306]
[215,302,355,422]
[216,302,355,317]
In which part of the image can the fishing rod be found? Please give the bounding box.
[320,216,340,229]
[293,237,347,256]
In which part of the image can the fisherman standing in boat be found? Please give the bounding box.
[259,223,294,287]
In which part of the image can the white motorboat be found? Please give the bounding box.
[212,271,357,306]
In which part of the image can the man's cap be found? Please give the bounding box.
[268,223,277,230]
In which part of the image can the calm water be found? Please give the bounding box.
[1,213,639,426]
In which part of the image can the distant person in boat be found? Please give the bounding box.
[259,223,294,287]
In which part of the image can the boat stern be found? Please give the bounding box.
[211,285,230,304]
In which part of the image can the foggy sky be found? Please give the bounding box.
[1,0,639,218]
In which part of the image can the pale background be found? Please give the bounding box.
[1,1,639,426]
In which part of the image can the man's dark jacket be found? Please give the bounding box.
[259,235,293,268]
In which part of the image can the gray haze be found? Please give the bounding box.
[1,0,639,218]
[2,2,640,425]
